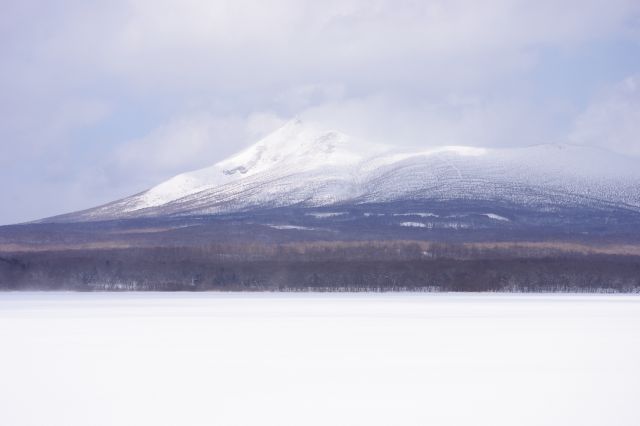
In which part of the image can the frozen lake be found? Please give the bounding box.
[0,293,639,426]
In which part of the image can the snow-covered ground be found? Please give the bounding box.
[0,293,639,426]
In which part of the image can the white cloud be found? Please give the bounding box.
[112,111,285,186]
[570,76,640,157]
[30,0,640,94]
[274,84,346,112]
[299,93,559,148]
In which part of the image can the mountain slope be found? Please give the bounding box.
[51,119,640,225]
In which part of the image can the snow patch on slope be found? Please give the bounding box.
[482,213,510,221]
[306,212,348,218]
[393,213,440,218]
[267,224,316,231]
[400,222,429,228]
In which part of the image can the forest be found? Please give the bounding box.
[1,241,639,292]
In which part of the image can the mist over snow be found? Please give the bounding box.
[1,0,640,224]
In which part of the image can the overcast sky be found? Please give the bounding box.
[1,0,640,224]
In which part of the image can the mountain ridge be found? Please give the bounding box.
[45,119,640,224]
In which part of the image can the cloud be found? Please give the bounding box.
[299,92,562,148]
[570,75,640,157]
[1,0,640,224]
[17,0,639,96]
[111,112,285,187]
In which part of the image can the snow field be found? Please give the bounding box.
[0,293,639,426]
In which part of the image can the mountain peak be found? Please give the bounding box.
[218,118,363,176]
[52,120,640,222]
[126,120,371,211]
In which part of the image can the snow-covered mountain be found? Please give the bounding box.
[53,119,640,223]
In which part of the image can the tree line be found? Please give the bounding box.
[1,241,639,292]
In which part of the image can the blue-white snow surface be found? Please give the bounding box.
[0,293,639,426]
